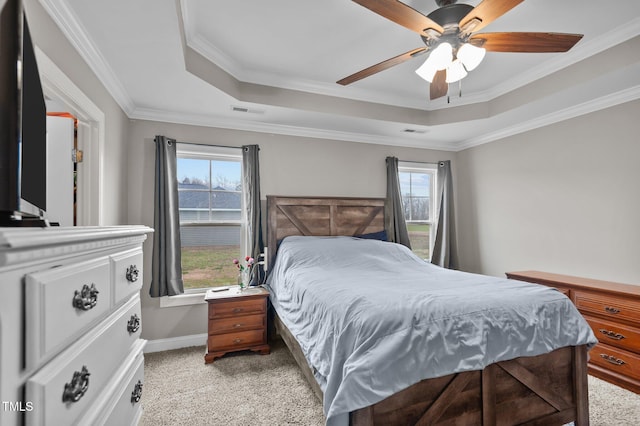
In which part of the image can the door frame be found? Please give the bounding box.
[35,47,104,226]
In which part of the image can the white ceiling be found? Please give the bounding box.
[40,0,640,150]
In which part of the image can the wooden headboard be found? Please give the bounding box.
[266,196,385,267]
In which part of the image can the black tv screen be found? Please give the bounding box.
[0,0,47,222]
[20,14,47,213]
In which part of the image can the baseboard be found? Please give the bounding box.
[144,333,207,353]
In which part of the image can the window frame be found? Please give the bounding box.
[160,144,244,307]
[398,161,438,261]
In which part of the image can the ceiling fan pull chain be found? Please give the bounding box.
[447,83,450,104]
[459,80,462,98]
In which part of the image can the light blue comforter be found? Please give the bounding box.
[266,236,597,426]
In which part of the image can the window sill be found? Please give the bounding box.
[159,291,207,308]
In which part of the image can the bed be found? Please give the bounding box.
[265,196,597,426]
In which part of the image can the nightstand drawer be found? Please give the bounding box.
[585,315,640,353]
[575,291,640,326]
[209,314,265,335]
[208,329,265,350]
[208,298,265,319]
[591,342,640,381]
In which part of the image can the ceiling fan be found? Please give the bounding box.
[337,0,583,100]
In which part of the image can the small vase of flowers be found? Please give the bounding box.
[233,256,254,290]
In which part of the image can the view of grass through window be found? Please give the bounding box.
[181,245,240,289]
[407,223,430,260]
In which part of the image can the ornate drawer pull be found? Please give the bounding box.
[232,308,243,313]
[233,338,243,344]
[600,354,625,366]
[62,366,90,403]
[233,323,244,328]
[131,380,143,403]
[126,265,139,283]
[127,314,141,333]
[72,284,99,311]
[599,329,625,340]
[604,306,621,314]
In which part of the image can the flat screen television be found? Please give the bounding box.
[0,0,47,226]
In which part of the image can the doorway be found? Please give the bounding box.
[35,47,105,226]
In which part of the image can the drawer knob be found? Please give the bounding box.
[72,284,99,311]
[600,353,626,366]
[232,308,243,313]
[233,323,243,328]
[233,338,243,344]
[126,265,139,283]
[599,329,626,341]
[62,366,90,403]
[127,314,141,333]
[604,306,621,314]
[131,380,143,404]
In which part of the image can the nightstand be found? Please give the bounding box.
[204,286,270,363]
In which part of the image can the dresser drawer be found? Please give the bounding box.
[25,257,112,369]
[25,295,141,426]
[209,314,265,335]
[208,329,265,351]
[77,340,145,426]
[590,342,640,382]
[585,315,640,353]
[111,248,143,307]
[208,298,265,319]
[574,291,640,326]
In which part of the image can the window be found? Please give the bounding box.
[176,144,244,291]
[398,162,437,260]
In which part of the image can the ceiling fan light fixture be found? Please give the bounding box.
[445,59,467,83]
[415,59,438,82]
[457,43,486,71]
[429,42,453,70]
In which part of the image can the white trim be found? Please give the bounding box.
[158,291,207,308]
[130,107,457,152]
[457,85,640,150]
[38,0,135,115]
[35,47,105,225]
[143,333,207,353]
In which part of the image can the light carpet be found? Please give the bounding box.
[140,340,640,425]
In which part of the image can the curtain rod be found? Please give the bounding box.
[175,141,241,150]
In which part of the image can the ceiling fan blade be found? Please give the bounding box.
[352,0,444,37]
[470,32,584,52]
[337,47,427,86]
[430,70,448,100]
[459,0,524,34]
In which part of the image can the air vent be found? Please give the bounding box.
[230,105,265,114]
[403,128,427,134]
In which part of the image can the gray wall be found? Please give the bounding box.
[126,120,455,341]
[456,99,640,285]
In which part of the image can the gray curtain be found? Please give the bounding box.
[242,145,264,285]
[150,136,184,297]
[385,157,411,248]
[431,160,459,269]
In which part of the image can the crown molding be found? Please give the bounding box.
[456,85,640,150]
[38,0,136,115]
[183,13,640,112]
[129,107,457,152]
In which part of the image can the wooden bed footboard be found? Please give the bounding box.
[275,313,589,426]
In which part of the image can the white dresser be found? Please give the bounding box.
[0,226,152,426]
